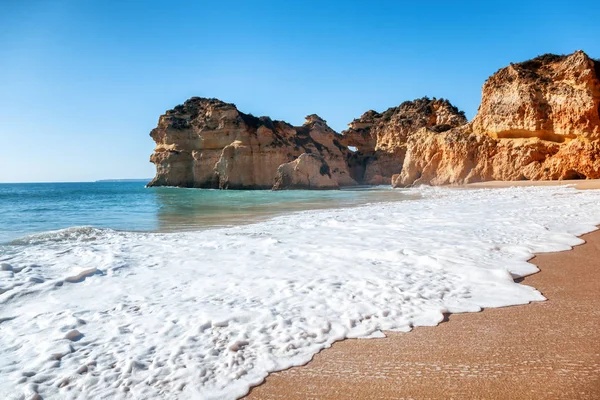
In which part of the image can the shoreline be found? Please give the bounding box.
[246,202,600,399]
[461,178,600,190]
[3,183,600,399]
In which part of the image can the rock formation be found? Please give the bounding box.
[149,51,598,190]
[148,98,356,189]
[394,50,600,186]
[272,153,339,190]
[341,98,467,184]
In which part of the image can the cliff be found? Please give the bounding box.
[395,50,600,186]
[148,98,356,189]
[148,96,466,190]
[149,51,599,190]
[272,153,339,190]
[341,98,467,184]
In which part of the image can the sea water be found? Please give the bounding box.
[1,183,600,399]
[0,182,417,244]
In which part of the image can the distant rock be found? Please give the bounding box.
[273,153,339,190]
[148,98,356,189]
[395,50,600,186]
[95,179,151,183]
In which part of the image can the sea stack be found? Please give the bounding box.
[147,98,356,189]
[148,97,467,189]
[394,50,600,186]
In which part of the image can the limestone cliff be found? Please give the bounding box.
[148,98,356,189]
[395,50,600,186]
[341,98,467,185]
[272,153,339,190]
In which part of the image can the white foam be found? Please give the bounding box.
[1,186,600,399]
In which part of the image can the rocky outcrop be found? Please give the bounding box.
[272,153,339,190]
[395,50,600,186]
[342,98,467,184]
[149,51,599,190]
[148,96,468,189]
[472,52,600,139]
[148,98,356,189]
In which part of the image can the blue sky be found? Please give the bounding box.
[1,0,598,182]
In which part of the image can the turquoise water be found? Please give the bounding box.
[0,182,414,244]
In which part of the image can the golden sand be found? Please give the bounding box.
[463,179,600,190]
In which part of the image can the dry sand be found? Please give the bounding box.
[247,183,600,400]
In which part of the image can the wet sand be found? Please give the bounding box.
[247,185,600,400]
[463,178,600,190]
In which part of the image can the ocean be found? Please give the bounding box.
[1,183,600,399]
[0,181,417,244]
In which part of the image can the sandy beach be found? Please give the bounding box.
[247,182,600,400]
[463,179,600,190]
[3,183,600,399]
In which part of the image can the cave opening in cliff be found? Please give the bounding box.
[562,170,586,180]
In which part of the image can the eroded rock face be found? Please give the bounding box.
[272,153,339,190]
[341,98,467,184]
[395,51,600,186]
[472,51,600,139]
[148,98,356,189]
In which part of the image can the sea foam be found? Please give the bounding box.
[1,186,600,399]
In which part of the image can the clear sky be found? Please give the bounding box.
[1,0,598,182]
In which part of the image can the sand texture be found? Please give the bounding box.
[247,230,600,399]
[463,179,600,190]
